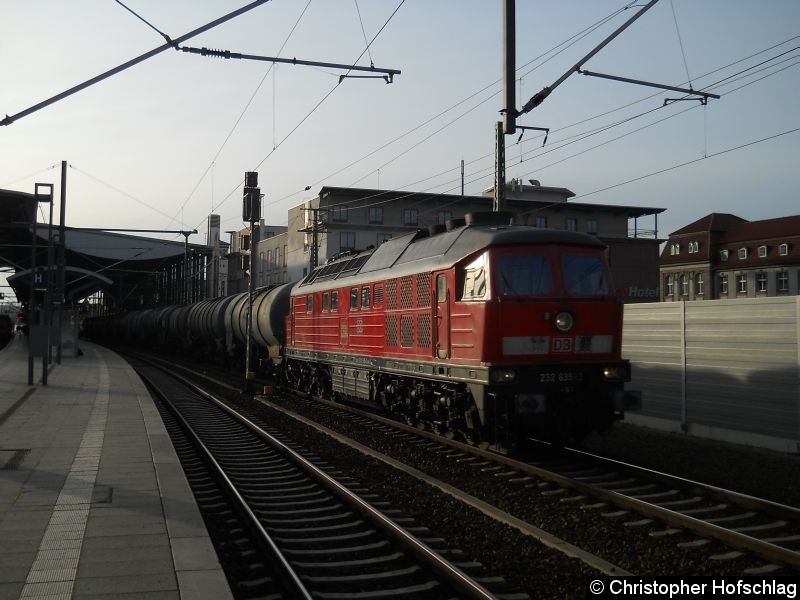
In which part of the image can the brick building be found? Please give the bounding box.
[660,213,800,301]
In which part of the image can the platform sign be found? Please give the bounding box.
[32,269,47,291]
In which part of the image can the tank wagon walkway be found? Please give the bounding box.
[0,336,231,600]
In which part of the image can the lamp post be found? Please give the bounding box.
[243,171,261,391]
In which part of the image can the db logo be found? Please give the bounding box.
[552,337,573,353]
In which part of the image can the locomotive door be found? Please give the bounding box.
[435,273,450,359]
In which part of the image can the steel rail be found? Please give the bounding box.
[151,360,497,600]
[138,368,313,600]
[281,392,800,569]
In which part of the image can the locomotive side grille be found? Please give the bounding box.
[386,314,398,346]
[401,315,414,347]
[373,286,385,306]
[400,276,414,309]
[387,279,398,310]
[417,313,431,348]
[416,273,431,308]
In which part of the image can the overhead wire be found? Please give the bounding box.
[201,0,406,225]
[669,0,693,88]
[164,0,313,230]
[114,0,175,46]
[573,127,800,201]
[208,34,800,235]
[353,0,374,67]
[1,164,58,189]
[269,1,641,207]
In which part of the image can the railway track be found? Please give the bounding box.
[126,350,800,578]
[268,392,800,575]
[132,357,521,599]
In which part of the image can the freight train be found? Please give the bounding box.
[84,212,641,451]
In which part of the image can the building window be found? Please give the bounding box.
[587,219,598,235]
[535,216,548,228]
[670,243,681,256]
[738,247,748,260]
[779,243,788,256]
[332,205,348,222]
[719,273,728,295]
[437,210,452,225]
[778,270,789,292]
[737,274,747,294]
[695,273,704,296]
[340,231,355,251]
[403,208,418,226]
[758,245,768,258]
[720,249,729,261]
[665,275,673,297]
[756,271,768,293]
[688,241,699,253]
[283,245,287,266]
[680,274,689,296]
[369,207,383,224]
[565,217,577,232]
[377,233,391,246]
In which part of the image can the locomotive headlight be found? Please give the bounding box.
[603,366,627,381]
[491,369,517,383]
[554,311,574,332]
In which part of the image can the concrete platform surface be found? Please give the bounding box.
[0,335,232,600]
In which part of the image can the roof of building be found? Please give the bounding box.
[661,212,800,267]
[1,188,210,304]
[668,212,800,242]
[312,186,665,219]
[670,213,747,235]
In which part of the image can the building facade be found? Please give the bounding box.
[279,183,664,301]
[660,213,800,301]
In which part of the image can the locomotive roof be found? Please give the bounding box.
[297,223,605,293]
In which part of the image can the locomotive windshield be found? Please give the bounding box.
[498,255,552,295]
[562,255,610,295]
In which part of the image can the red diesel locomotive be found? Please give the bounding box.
[83,212,641,451]
[283,212,640,450]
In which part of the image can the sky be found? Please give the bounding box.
[1,0,799,256]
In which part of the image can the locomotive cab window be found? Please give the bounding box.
[350,287,359,309]
[461,253,487,300]
[562,255,610,296]
[361,286,371,309]
[322,293,330,311]
[306,295,313,313]
[498,254,551,296]
[331,291,339,310]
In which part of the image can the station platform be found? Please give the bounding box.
[0,335,232,600]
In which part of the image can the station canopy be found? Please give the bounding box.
[0,189,209,307]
